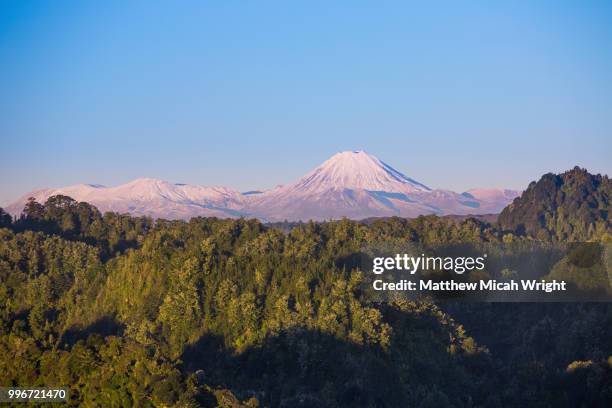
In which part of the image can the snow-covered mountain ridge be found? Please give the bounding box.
[5,178,246,220]
[6,151,520,221]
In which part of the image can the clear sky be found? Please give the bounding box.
[1,0,611,205]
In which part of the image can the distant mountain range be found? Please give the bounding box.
[6,151,520,221]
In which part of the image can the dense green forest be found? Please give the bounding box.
[499,167,610,241]
[0,168,611,407]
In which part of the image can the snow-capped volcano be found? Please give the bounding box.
[248,151,519,221]
[290,150,430,193]
[6,151,519,221]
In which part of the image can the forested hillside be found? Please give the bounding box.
[0,184,611,406]
[498,167,610,241]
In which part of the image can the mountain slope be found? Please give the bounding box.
[287,150,430,193]
[498,166,611,240]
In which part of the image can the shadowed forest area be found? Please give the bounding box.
[0,168,611,407]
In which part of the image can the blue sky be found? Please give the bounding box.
[1,1,611,205]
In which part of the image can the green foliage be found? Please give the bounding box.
[0,207,11,229]
[15,195,153,258]
[0,192,610,406]
[499,167,611,241]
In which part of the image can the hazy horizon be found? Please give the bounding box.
[2,1,611,205]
